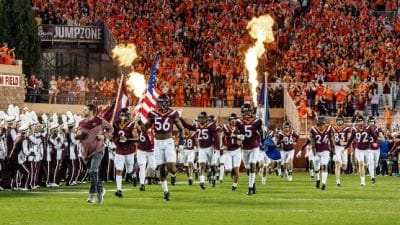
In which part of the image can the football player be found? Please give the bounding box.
[345,116,378,186]
[277,122,299,181]
[113,108,139,198]
[221,113,241,191]
[140,94,185,201]
[180,111,217,189]
[234,104,263,196]
[367,116,384,184]
[136,128,156,191]
[331,116,351,186]
[309,117,334,190]
[180,129,197,185]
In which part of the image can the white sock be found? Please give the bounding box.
[322,171,328,184]
[116,175,122,191]
[310,169,314,177]
[219,165,224,181]
[361,176,365,184]
[277,168,281,176]
[139,165,146,185]
[249,172,255,187]
[336,178,340,184]
[232,182,238,187]
[369,163,375,178]
[200,175,205,184]
[189,176,193,180]
[161,181,168,192]
[315,171,320,181]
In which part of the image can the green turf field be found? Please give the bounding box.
[0,173,399,225]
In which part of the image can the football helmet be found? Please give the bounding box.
[157,94,170,111]
[336,115,344,126]
[208,115,216,123]
[197,111,208,124]
[119,108,130,121]
[283,122,291,131]
[241,104,253,119]
[356,116,365,127]
[316,116,326,127]
[368,116,375,125]
[228,113,237,125]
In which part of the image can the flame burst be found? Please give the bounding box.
[126,72,146,97]
[112,43,138,67]
[111,43,145,97]
[244,15,275,105]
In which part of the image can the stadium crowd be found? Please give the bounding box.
[29,1,400,121]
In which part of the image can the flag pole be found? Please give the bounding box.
[110,69,125,124]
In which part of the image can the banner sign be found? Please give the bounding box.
[0,74,20,87]
[38,25,103,42]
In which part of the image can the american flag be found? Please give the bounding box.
[133,54,161,123]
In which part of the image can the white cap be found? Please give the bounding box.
[49,122,59,130]
[5,115,15,122]
[18,124,30,133]
[67,119,75,127]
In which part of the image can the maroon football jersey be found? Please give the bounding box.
[196,122,216,148]
[222,124,240,151]
[183,131,197,150]
[113,121,136,155]
[346,126,378,150]
[148,110,180,134]
[235,118,262,150]
[309,125,332,152]
[369,125,383,151]
[331,125,351,147]
[277,130,299,151]
[137,130,154,152]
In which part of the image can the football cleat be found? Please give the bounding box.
[316,180,321,189]
[231,186,237,192]
[131,177,138,187]
[115,190,122,198]
[87,194,95,203]
[163,191,170,201]
[321,184,326,190]
[97,188,106,204]
[360,182,365,186]
[247,187,253,196]
[188,178,193,186]
[261,177,267,185]
[140,184,145,191]
[200,183,206,190]
[252,183,256,194]
[371,178,376,184]
[212,179,216,188]
[287,175,293,182]
[171,175,176,186]
[337,183,341,187]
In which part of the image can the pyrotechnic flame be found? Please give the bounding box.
[112,43,138,67]
[126,71,146,98]
[244,15,275,105]
[112,43,145,98]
